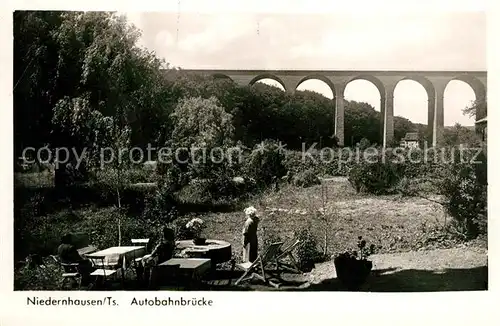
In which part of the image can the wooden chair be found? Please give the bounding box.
[50,255,82,289]
[70,232,98,256]
[131,238,150,247]
[235,242,284,288]
[88,255,119,289]
[274,239,302,273]
[130,238,151,270]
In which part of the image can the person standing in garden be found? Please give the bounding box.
[242,206,260,262]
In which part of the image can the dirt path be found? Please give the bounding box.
[308,247,488,291]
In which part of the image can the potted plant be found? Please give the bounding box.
[333,236,376,291]
[185,218,206,245]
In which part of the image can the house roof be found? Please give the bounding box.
[403,132,419,141]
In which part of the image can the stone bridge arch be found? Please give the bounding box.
[452,74,486,101]
[294,74,336,98]
[249,74,287,91]
[212,73,234,82]
[394,76,436,144]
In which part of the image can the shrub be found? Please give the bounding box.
[142,183,179,224]
[348,155,403,195]
[439,156,487,239]
[245,139,287,188]
[294,226,328,272]
[204,172,252,200]
[14,256,64,290]
[358,138,371,150]
[14,203,166,265]
[82,208,159,250]
[292,169,321,188]
[282,148,353,179]
[121,167,157,184]
[14,209,85,259]
[54,162,89,188]
[175,224,195,240]
[284,150,319,176]
[176,174,252,208]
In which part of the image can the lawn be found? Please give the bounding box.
[200,177,470,264]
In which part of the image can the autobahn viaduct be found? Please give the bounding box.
[164,69,487,147]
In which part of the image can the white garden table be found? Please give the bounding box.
[86,246,146,269]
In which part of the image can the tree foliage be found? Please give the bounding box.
[439,156,487,239]
[442,123,481,147]
[159,96,239,195]
[170,96,235,149]
[14,11,174,158]
[463,99,487,120]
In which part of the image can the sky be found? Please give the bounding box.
[124,11,486,126]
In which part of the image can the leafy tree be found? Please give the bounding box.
[394,116,417,143]
[93,119,132,246]
[14,11,65,156]
[52,96,132,245]
[245,139,287,188]
[163,96,237,190]
[344,101,381,146]
[51,94,112,165]
[14,11,175,243]
[463,99,487,120]
[442,123,481,147]
[14,11,174,165]
[170,96,234,149]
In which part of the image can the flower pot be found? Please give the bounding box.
[334,256,373,291]
[193,237,206,245]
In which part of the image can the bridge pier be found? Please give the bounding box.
[380,97,386,146]
[334,85,345,146]
[427,95,435,145]
[383,84,396,148]
[430,81,447,147]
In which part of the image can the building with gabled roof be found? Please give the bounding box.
[399,132,419,148]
